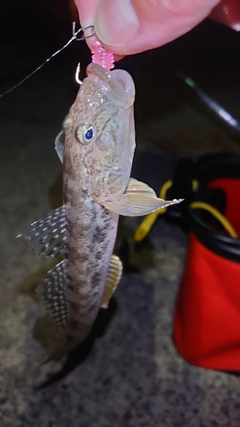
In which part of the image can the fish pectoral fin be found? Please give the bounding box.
[55,130,64,163]
[17,206,67,257]
[37,260,69,330]
[102,178,184,217]
[127,178,158,196]
[101,255,123,309]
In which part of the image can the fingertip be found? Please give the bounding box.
[94,0,140,48]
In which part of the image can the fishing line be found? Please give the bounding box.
[0,22,95,98]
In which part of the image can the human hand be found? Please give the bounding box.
[74,0,240,57]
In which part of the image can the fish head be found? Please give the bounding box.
[63,63,136,201]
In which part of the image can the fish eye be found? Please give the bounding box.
[75,123,96,145]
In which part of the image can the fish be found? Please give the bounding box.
[19,63,183,360]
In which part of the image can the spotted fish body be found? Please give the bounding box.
[62,64,135,348]
[65,198,118,342]
[20,63,183,360]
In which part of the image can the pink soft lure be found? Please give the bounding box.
[91,39,114,70]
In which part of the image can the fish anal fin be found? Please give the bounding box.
[37,260,69,330]
[102,178,184,217]
[18,206,67,257]
[101,255,123,309]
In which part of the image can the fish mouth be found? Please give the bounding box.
[87,63,135,109]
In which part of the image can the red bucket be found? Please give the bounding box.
[171,154,240,371]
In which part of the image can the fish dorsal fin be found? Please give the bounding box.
[37,260,69,329]
[101,255,123,309]
[101,178,184,217]
[18,206,67,257]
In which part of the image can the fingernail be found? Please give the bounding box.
[232,23,240,31]
[94,0,140,47]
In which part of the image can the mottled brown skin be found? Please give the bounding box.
[61,63,135,350]
[63,178,118,342]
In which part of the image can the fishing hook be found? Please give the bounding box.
[75,62,83,85]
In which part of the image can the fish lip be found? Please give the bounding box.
[86,63,135,109]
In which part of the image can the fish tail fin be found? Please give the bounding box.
[42,339,78,364]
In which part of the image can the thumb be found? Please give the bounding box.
[94,0,221,55]
[94,0,140,51]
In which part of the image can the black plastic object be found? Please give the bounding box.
[167,153,240,263]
